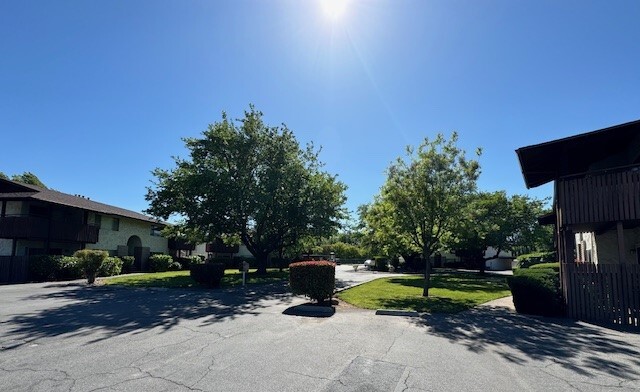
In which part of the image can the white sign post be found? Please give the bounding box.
[242,261,250,286]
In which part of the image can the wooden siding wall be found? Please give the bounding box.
[558,170,640,226]
[0,256,29,284]
[563,263,640,328]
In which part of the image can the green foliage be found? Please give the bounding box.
[74,250,108,284]
[447,191,551,273]
[148,254,173,272]
[517,251,557,268]
[97,256,123,277]
[362,133,480,296]
[320,241,367,259]
[0,171,7,180]
[56,256,83,280]
[190,262,225,287]
[11,171,47,188]
[28,255,82,281]
[146,106,347,273]
[289,261,336,303]
[168,261,182,271]
[507,268,564,317]
[120,256,135,273]
[529,262,560,271]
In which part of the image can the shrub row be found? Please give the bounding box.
[148,254,173,272]
[507,268,565,317]
[289,261,335,303]
[29,253,131,282]
[529,262,560,272]
[190,262,225,287]
[516,251,557,268]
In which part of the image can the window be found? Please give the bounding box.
[95,214,102,228]
[150,225,162,237]
[112,218,120,231]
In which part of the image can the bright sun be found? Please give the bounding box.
[321,0,349,20]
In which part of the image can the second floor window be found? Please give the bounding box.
[112,218,120,231]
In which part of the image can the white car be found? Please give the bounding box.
[364,259,375,270]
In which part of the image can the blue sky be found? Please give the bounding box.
[2,0,639,219]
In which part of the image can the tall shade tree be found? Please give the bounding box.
[0,172,7,180]
[146,106,347,274]
[381,133,480,296]
[10,172,47,188]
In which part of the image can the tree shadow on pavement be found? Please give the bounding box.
[2,281,296,347]
[414,306,640,380]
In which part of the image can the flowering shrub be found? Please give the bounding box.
[289,261,335,303]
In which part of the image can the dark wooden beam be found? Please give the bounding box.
[617,221,626,264]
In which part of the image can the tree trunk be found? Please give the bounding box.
[256,254,268,275]
[422,255,432,297]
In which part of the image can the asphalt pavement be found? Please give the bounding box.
[1,269,639,391]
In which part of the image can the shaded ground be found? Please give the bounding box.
[0,275,639,391]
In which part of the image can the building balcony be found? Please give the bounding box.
[0,216,99,243]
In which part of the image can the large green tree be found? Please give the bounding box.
[2,171,47,188]
[146,107,347,273]
[375,133,480,296]
[446,191,549,274]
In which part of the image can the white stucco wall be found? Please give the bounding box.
[595,227,640,264]
[192,243,254,258]
[85,214,168,254]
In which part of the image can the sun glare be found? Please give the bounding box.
[321,0,349,20]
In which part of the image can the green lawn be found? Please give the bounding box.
[103,268,288,289]
[337,272,511,313]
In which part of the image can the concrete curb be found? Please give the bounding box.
[375,309,420,317]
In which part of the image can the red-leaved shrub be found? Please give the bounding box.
[289,260,335,303]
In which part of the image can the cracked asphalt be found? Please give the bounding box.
[1,268,640,391]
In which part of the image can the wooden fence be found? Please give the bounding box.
[0,256,29,284]
[563,263,640,328]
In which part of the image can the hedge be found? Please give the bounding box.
[289,261,335,303]
[97,256,123,277]
[507,268,565,317]
[29,255,84,282]
[516,251,557,268]
[190,262,225,287]
[120,256,135,274]
[529,262,560,272]
[148,254,173,272]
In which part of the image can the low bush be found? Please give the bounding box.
[168,261,182,271]
[98,256,123,277]
[529,262,560,272]
[190,262,225,287]
[74,250,109,284]
[507,268,564,317]
[28,255,83,282]
[120,256,135,273]
[289,261,335,303]
[29,255,60,282]
[56,256,83,280]
[148,254,173,272]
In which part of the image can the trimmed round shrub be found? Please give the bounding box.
[289,261,336,303]
[190,262,225,287]
[120,256,135,274]
[148,254,172,272]
[168,261,182,271]
[74,250,109,284]
[97,256,123,277]
[507,268,565,317]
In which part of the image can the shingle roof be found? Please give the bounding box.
[0,179,164,225]
[516,119,640,188]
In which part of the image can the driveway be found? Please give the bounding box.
[1,278,639,391]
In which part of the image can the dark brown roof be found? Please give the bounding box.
[0,179,163,225]
[516,119,640,188]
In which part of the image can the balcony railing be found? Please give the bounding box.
[0,216,99,243]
